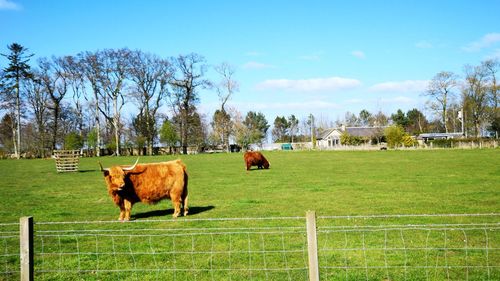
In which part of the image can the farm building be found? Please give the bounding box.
[417,132,464,144]
[316,125,386,149]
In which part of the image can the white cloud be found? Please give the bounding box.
[242,61,275,70]
[345,98,366,104]
[380,96,416,104]
[234,100,340,112]
[463,33,500,52]
[369,80,429,93]
[351,50,366,59]
[0,0,21,10]
[256,76,362,92]
[415,40,433,49]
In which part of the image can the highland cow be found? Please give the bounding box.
[99,158,188,221]
[244,151,270,171]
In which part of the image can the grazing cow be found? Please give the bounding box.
[99,158,188,221]
[244,151,270,171]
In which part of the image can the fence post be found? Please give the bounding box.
[20,216,34,281]
[306,211,319,281]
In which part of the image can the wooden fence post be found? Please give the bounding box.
[20,216,34,281]
[306,211,319,281]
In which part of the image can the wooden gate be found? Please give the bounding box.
[53,150,80,172]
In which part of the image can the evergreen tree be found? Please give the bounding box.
[1,43,34,158]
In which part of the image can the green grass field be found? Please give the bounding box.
[0,149,499,280]
[1,149,498,222]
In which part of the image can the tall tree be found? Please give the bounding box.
[358,109,372,126]
[60,55,87,140]
[343,111,359,126]
[172,105,207,152]
[79,51,104,156]
[159,118,179,154]
[232,110,252,149]
[128,50,172,155]
[462,64,489,137]
[211,109,231,148]
[169,53,211,154]
[243,111,269,145]
[38,57,69,151]
[213,63,238,151]
[1,43,34,158]
[483,59,499,138]
[24,70,50,157]
[373,110,389,126]
[272,116,288,142]
[406,108,428,135]
[288,114,299,143]
[425,71,458,133]
[98,48,131,156]
[391,109,409,129]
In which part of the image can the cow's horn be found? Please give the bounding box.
[98,161,110,172]
[122,158,139,171]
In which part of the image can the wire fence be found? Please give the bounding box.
[1,213,499,280]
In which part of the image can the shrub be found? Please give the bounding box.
[402,135,417,147]
[64,132,84,150]
[384,125,405,148]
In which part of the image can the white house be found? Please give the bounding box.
[316,126,386,149]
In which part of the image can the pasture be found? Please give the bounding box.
[1,149,498,222]
[0,149,499,280]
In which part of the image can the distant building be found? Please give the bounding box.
[417,132,464,143]
[316,126,386,149]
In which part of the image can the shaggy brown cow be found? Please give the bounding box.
[244,151,270,170]
[99,158,188,221]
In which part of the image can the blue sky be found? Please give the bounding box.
[1,0,500,125]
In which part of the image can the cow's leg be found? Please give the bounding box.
[118,201,126,220]
[123,200,132,221]
[118,207,125,221]
[182,195,189,216]
[171,197,181,218]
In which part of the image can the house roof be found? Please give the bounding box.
[345,127,385,137]
[317,126,386,140]
[417,132,464,139]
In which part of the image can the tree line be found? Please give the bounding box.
[0,43,274,158]
[1,43,498,158]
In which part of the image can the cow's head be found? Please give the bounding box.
[99,158,139,192]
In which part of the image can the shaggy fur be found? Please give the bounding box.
[244,151,270,171]
[101,159,188,221]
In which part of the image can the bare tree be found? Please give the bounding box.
[38,57,70,151]
[24,70,50,157]
[483,59,499,138]
[424,71,458,133]
[128,50,172,155]
[60,55,87,140]
[79,51,104,156]
[462,64,489,137]
[97,48,131,156]
[212,62,238,151]
[288,114,298,143]
[169,53,211,154]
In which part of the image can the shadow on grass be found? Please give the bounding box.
[131,205,215,220]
